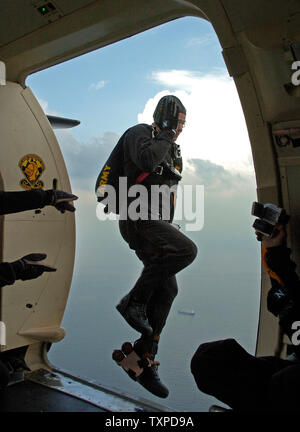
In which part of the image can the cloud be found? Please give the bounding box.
[185,34,216,48]
[150,70,198,91]
[38,98,61,116]
[54,129,119,190]
[182,158,255,198]
[149,69,228,91]
[46,69,255,201]
[88,80,108,90]
[139,70,253,175]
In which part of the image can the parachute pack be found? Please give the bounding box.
[95,126,154,214]
[95,132,183,215]
[95,133,126,215]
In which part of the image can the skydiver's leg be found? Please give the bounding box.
[117,219,196,335]
[129,219,197,304]
[117,219,195,397]
[146,275,178,336]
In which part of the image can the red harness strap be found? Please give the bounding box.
[136,172,150,184]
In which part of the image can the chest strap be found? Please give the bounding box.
[136,165,164,184]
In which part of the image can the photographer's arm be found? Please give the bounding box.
[0,254,56,288]
[0,189,77,215]
[0,262,18,288]
[259,226,300,343]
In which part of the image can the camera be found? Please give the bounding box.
[251,202,290,238]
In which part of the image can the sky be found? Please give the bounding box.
[26,16,261,411]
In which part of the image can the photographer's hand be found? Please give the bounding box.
[47,189,78,213]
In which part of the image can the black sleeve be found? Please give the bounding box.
[0,262,17,288]
[0,190,53,215]
[266,246,299,298]
[124,125,174,172]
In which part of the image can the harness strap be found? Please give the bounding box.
[136,172,150,184]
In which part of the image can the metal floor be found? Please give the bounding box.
[0,380,104,412]
[0,368,172,412]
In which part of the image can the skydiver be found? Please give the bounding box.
[114,95,197,398]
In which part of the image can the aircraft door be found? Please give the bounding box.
[0,81,75,367]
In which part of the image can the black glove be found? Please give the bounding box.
[159,99,179,132]
[47,189,78,213]
[11,253,56,281]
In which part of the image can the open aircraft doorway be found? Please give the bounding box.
[26,16,259,412]
[2,0,299,413]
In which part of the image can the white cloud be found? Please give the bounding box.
[54,129,119,190]
[89,80,108,90]
[185,34,216,48]
[150,70,203,92]
[138,70,253,175]
[38,98,60,116]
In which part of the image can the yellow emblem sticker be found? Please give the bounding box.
[19,154,45,190]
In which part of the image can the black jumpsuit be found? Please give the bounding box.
[118,124,197,336]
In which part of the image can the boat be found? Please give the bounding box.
[178,310,195,316]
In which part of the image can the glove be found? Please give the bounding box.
[159,99,179,132]
[11,253,56,281]
[47,189,78,213]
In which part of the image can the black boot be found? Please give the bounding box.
[134,338,169,399]
[116,294,153,337]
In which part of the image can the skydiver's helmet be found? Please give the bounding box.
[153,95,186,130]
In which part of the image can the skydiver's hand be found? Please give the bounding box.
[255,224,286,248]
[11,253,56,281]
[160,99,179,132]
[47,189,78,213]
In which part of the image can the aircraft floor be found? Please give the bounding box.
[0,380,105,412]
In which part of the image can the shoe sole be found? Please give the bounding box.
[112,341,168,398]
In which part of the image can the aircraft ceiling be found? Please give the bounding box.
[0,0,299,85]
[0,0,96,48]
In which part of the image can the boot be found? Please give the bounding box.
[116,294,153,337]
[134,337,169,398]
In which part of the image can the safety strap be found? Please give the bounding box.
[136,165,164,184]
[136,172,150,184]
